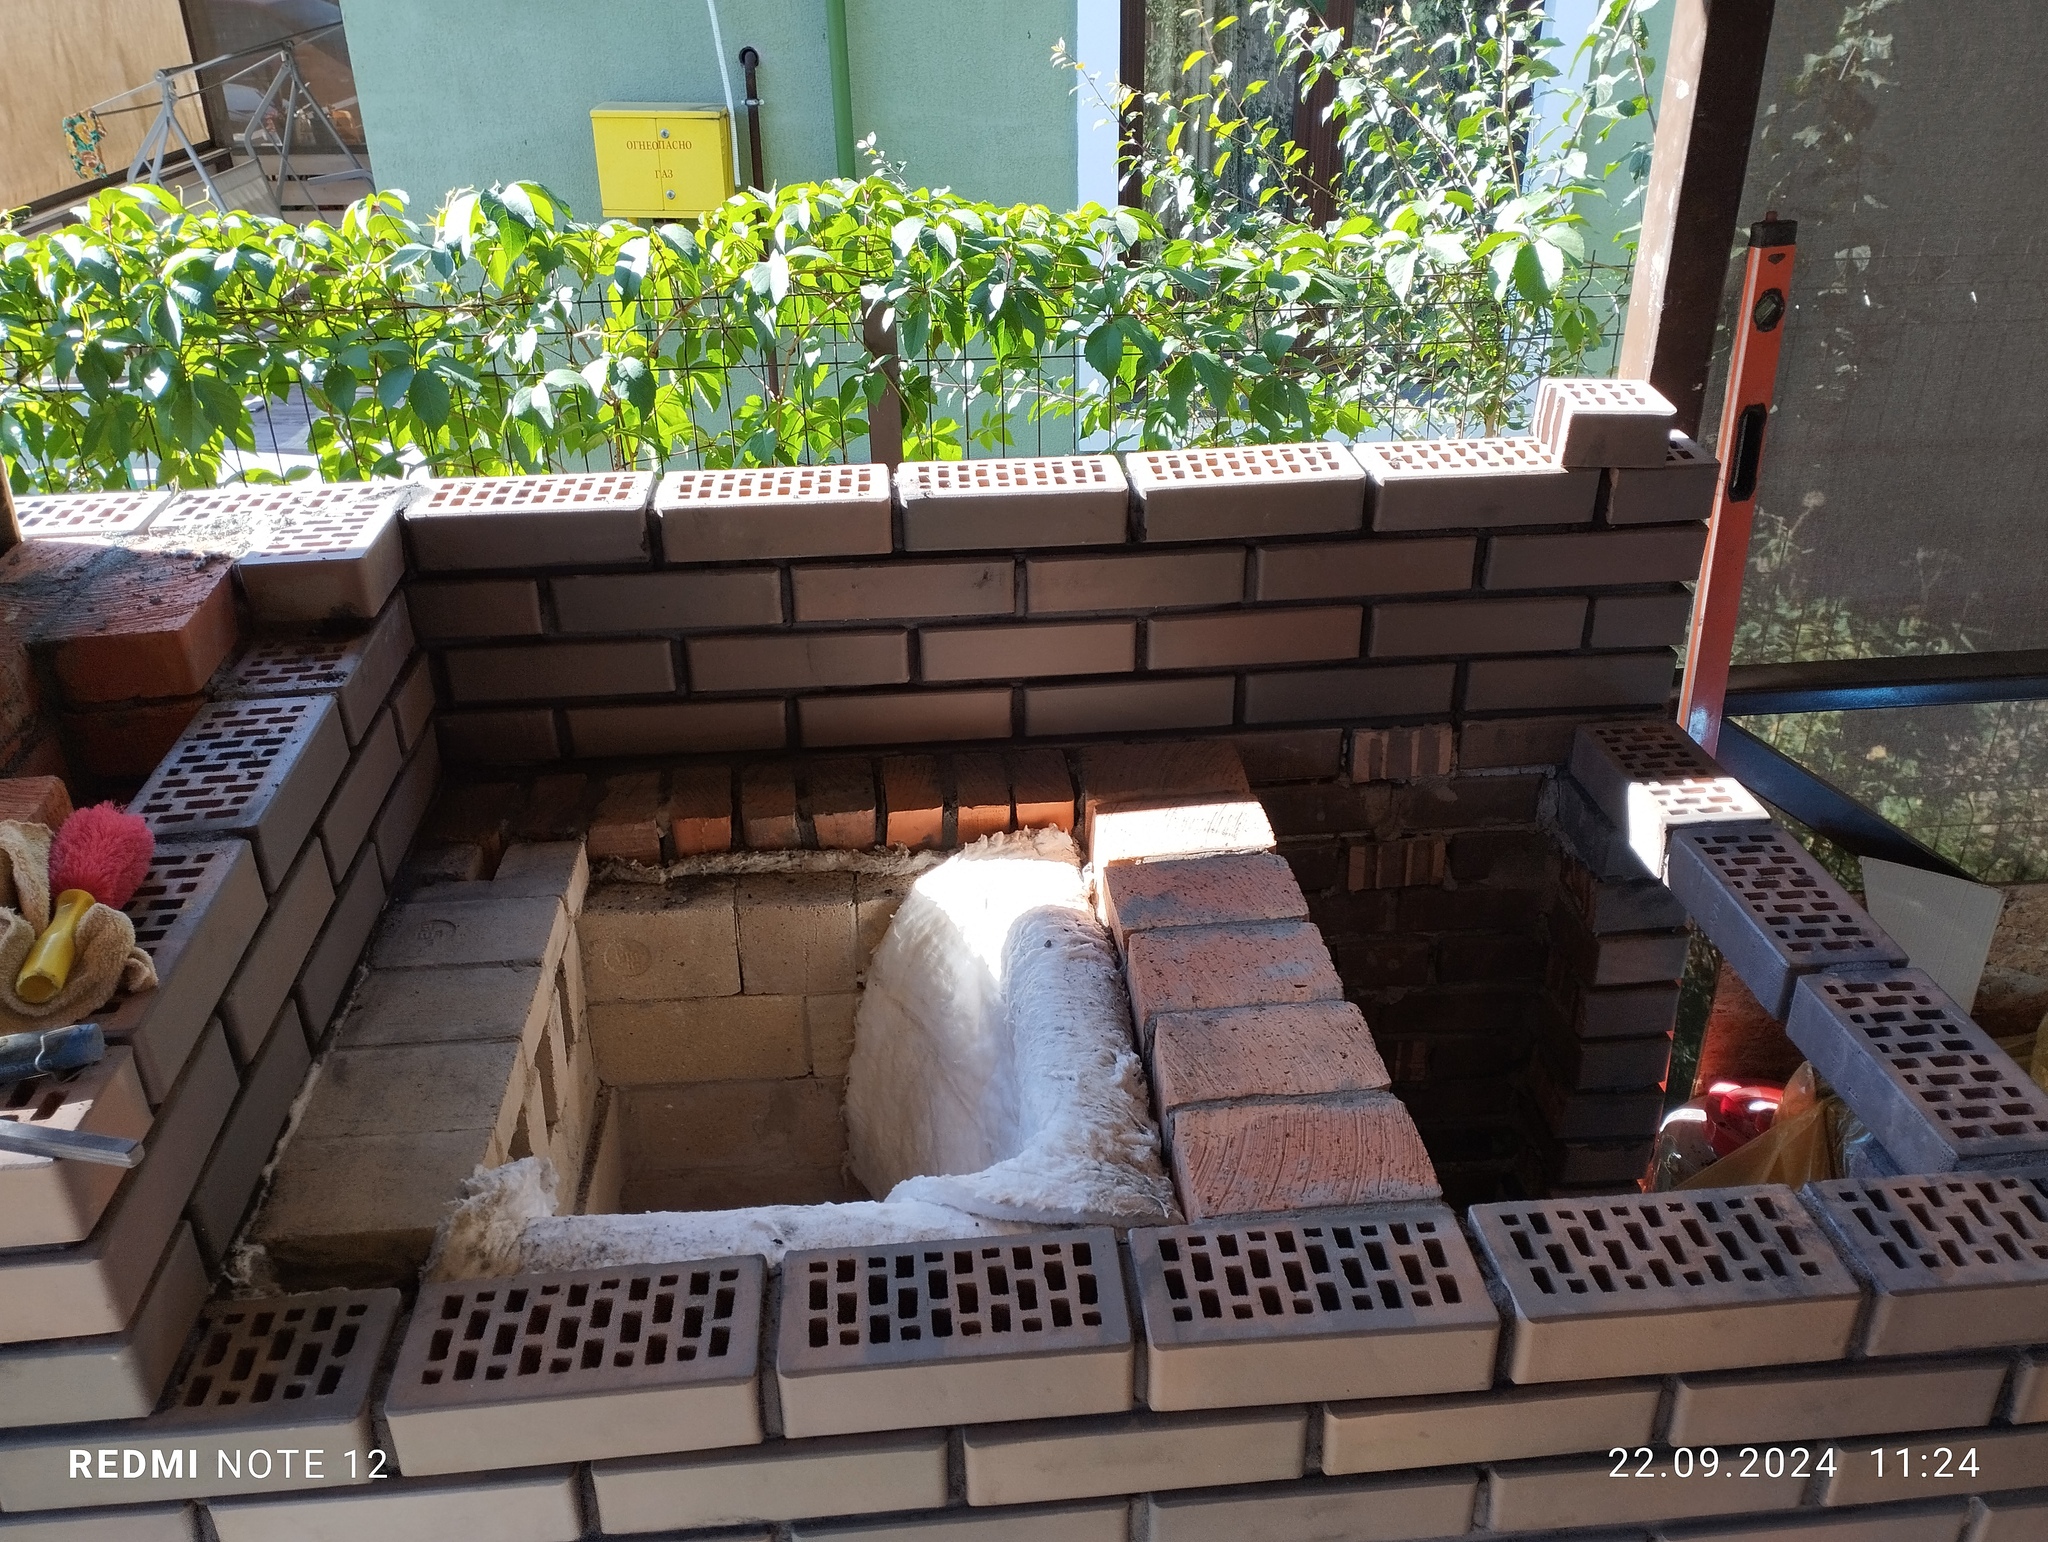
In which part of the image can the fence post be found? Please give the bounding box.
[861,300,904,469]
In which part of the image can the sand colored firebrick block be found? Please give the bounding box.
[580,881,739,1001]
[594,1431,949,1531]
[736,873,859,995]
[590,995,808,1085]
[1123,921,1341,1032]
[1099,850,1306,947]
[1167,1094,1441,1218]
[1150,1001,1390,1106]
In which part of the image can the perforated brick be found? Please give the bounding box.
[897,455,1129,549]
[776,1230,1132,1438]
[1131,1207,1497,1410]
[1127,442,1365,541]
[1468,1185,1864,1382]
[657,464,892,560]
[154,482,410,621]
[1570,719,1770,876]
[0,1044,151,1248]
[101,839,265,1103]
[131,694,349,891]
[406,471,654,570]
[1788,969,2048,1174]
[216,596,415,744]
[385,1258,765,1474]
[1606,431,1722,525]
[1666,826,1907,1018]
[14,488,173,541]
[0,1288,398,1510]
[1801,1172,2048,1355]
[1353,435,1598,531]
[1533,376,1678,467]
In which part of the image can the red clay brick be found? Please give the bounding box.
[5,732,68,780]
[0,775,71,828]
[1241,664,1455,725]
[63,696,203,779]
[806,757,878,848]
[1168,1095,1439,1218]
[1350,724,1455,782]
[690,631,908,692]
[1101,851,1306,947]
[1458,715,1586,769]
[798,689,1012,747]
[952,751,1011,842]
[1369,597,1585,658]
[1233,730,1345,782]
[1025,549,1246,614]
[1025,677,1235,738]
[588,772,664,863]
[512,771,591,839]
[1483,526,1708,589]
[883,756,945,848]
[668,764,734,855]
[48,554,238,704]
[1346,838,1447,890]
[1150,1001,1391,1108]
[920,621,1135,682]
[407,580,542,642]
[1080,740,1249,830]
[1252,537,1476,601]
[1124,921,1342,1032]
[742,762,802,849]
[1007,748,1074,831]
[792,560,1014,621]
[1148,607,1361,670]
[1091,799,1277,869]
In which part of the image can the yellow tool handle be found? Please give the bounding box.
[16,889,93,1006]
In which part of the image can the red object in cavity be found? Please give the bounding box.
[48,801,155,909]
[1700,1080,1785,1158]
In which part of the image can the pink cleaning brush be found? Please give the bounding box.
[15,803,155,1005]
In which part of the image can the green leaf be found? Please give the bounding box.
[376,365,417,410]
[408,368,452,430]
[1083,322,1124,378]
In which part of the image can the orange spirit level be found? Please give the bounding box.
[1679,215,1797,754]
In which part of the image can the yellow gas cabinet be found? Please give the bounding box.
[590,104,735,220]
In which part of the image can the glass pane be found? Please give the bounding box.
[1735,701,2048,883]
[1704,1,2048,662]
[185,0,364,151]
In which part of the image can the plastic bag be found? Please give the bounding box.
[1648,1081,1783,1190]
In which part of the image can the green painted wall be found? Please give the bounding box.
[336,0,1078,221]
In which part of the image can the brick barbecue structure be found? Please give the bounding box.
[1,384,2045,1539]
